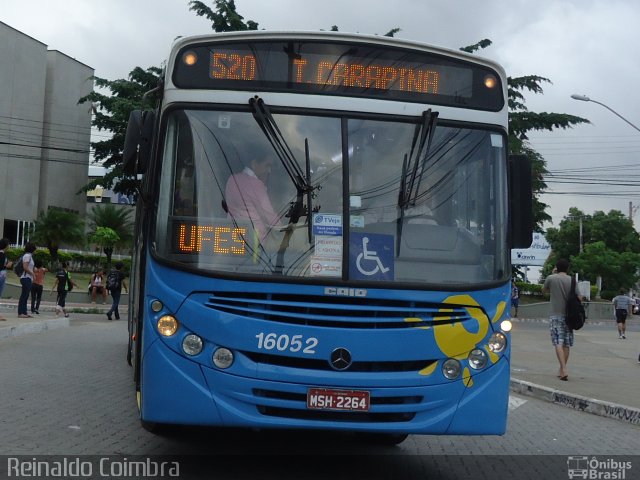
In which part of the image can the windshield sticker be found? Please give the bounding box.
[312,213,343,236]
[349,232,394,281]
[315,235,343,257]
[350,215,365,228]
[309,256,342,277]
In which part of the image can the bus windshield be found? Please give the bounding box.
[154,107,508,286]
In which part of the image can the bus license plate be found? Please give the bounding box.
[306,388,370,412]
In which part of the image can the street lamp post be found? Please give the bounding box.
[570,94,640,133]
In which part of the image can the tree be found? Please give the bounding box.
[78,66,163,197]
[87,204,134,253]
[570,242,640,296]
[461,40,590,232]
[544,208,640,293]
[89,227,121,268]
[31,208,85,264]
[188,0,258,31]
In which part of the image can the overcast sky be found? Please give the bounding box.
[3,0,640,230]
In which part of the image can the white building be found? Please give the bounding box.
[0,21,94,244]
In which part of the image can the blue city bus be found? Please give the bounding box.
[123,30,532,444]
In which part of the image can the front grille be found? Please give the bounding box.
[253,389,421,423]
[205,291,478,328]
[244,351,436,372]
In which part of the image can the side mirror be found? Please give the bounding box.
[508,154,533,248]
[123,110,156,175]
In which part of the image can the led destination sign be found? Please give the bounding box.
[209,50,443,95]
[175,222,248,256]
[173,40,503,109]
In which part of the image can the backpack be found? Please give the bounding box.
[106,270,120,291]
[55,269,69,292]
[565,276,586,331]
[13,255,24,277]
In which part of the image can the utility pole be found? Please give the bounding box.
[579,216,583,253]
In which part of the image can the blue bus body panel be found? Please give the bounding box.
[140,260,512,435]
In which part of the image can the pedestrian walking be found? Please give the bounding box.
[17,242,37,318]
[50,262,77,318]
[611,288,632,339]
[0,238,14,321]
[30,259,48,314]
[106,262,127,321]
[542,258,574,381]
[511,280,519,318]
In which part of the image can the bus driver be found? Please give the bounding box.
[224,153,281,241]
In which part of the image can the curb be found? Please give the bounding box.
[510,378,640,426]
[0,317,70,341]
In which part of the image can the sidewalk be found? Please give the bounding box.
[2,299,639,425]
[0,298,111,340]
[510,317,640,425]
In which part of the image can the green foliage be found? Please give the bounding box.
[90,226,121,269]
[6,247,126,273]
[459,39,492,54]
[515,281,543,296]
[88,204,133,249]
[543,208,640,292]
[31,208,86,262]
[189,0,259,32]
[78,66,163,196]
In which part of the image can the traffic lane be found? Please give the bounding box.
[0,321,638,458]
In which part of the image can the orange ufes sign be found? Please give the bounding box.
[177,223,247,255]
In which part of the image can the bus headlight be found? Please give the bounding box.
[182,334,203,356]
[468,349,488,370]
[488,332,507,353]
[500,320,513,332]
[157,315,179,337]
[442,358,461,380]
[212,347,234,369]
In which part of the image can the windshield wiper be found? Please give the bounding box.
[396,109,439,255]
[249,96,318,273]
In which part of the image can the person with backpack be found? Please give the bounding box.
[542,258,575,382]
[17,242,37,318]
[106,262,128,321]
[50,261,77,318]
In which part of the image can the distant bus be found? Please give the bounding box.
[123,30,532,444]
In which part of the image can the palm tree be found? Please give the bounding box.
[31,208,86,263]
[87,204,134,255]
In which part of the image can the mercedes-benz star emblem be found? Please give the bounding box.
[329,348,352,371]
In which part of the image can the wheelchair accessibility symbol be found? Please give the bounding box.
[349,233,394,280]
[356,237,389,275]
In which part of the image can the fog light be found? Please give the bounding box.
[157,315,178,337]
[468,348,488,370]
[500,320,513,332]
[212,347,234,369]
[442,358,461,380]
[488,332,507,353]
[182,334,203,356]
[151,300,163,313]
